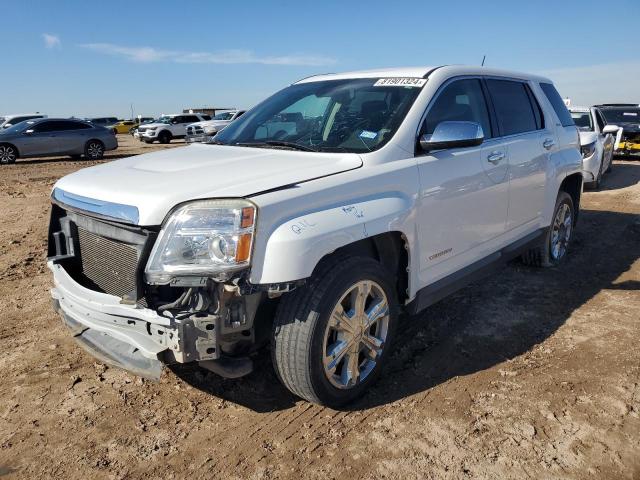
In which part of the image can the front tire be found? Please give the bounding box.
[522,191,575,267]
[0,144,18,164]
[271,256,398,407]
[158,131,172,144]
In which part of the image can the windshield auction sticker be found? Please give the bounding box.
[374,78,427,87]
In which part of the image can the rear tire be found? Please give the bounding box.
[0,144,18,164]
[521,191,575,267]
[158,131,172,144]
[84,140,104,160]
[271,256,398,407]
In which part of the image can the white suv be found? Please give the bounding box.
[136,113,210,144]
[47,65,582,406]
[0,113,47,129]
[569,106,620,189]
[185,110,246,143]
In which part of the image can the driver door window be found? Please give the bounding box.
[421,78,492,139]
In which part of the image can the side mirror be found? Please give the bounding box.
[24,129,34,135]
[419,121,484,152]
[602,124,619,134]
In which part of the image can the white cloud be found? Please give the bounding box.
[42,33,61,49]
[80,43,336,67]
[538,62,640,106]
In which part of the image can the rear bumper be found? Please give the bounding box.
[104,136,118,151]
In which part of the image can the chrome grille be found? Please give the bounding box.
[187,125,205,135]
[77,227,139,299]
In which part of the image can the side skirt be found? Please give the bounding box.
[407,227,548,315]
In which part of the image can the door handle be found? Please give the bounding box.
[543,138,556,150]
[487,151,505,165]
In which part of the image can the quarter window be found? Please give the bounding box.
[539,83,575,127]
[421,79,492,139]
[486,79,540,136]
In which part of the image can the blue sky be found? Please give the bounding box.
[2,0,639,118]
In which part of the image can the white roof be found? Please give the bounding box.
[295,65,553,84]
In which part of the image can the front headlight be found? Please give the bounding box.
[145,199,256,284]
[581,142,596,158]
[203,126,218,134]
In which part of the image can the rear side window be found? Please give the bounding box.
[486,79,540,136]
[539,83,574,127]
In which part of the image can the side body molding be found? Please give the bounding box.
[250,195,414,287]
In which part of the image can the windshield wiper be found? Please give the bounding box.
[264,141,318,152]
[232,141,318,152]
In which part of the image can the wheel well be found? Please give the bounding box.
[0,142,20,157]
[327,232,409,303]
[559,173,582,224]
[86,138,104,147]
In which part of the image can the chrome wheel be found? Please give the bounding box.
[323,280,389,389]
[0,145,16,164]
[550,203,572,260]
[87,142,103,159]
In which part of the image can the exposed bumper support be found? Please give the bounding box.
[56,303,163,381]
[48,261,221,379]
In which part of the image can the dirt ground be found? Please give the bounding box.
[0,135,638,479]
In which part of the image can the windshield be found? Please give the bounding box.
[214,78,424,153]
[0,119,36,134]
[0,117,5,124]
[155,116,172,124]
[571,111,593,131]
[599,108,640,124]
[213,112,235,120]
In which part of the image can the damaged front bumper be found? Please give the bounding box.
[49,261,220,380]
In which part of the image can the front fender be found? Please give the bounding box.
[249,195,413,285]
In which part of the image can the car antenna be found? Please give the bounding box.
[481,55,486,67]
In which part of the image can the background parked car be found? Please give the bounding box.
[86,117,120,127]
[569,106,619,188]
[136,113,210,144]
[0,118,117,164]
[107,118,152,134]
[185,110,246,143]
[594,104,640,157]
[0,113,47,129]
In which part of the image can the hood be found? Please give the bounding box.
[53,143,363,225]
[578,131,598,146]
[137,122,169,129]
[617,122,640,132]
[190,120,229,128]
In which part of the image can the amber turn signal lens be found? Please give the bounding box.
[235,234,252,262]
[241,207,255,228]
